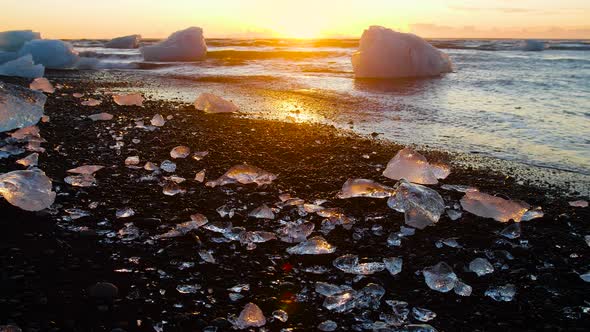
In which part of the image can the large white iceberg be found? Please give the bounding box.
[17,39,79,69]
[0,54,44,78]
[0,30,41,52]
[352,26,452,78]
[141,27,207,62]
[0,82,46,132]
[105,34,141,49]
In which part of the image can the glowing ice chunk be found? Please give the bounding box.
[0,169,55,211]
[88,112,113,121]
[170,146,190,159]
[206,164,276,187]
[194,93,238,113]
[422,262,458,293]
[387,179,445,229]
[383,148,448,185]
[0,82,46,133]
[286,236,336,255]
[234,302,266,329]
[150,114,165,126]
[248,204,275,219]
[17,39,79,69]
[460,191,530,222]
[16,152,38,167]
[81,98,101,106]
[29,78,54,93]
[113,93,144,106]
[67,165,104,175]
[337,178,395,199]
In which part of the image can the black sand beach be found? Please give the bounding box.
[1,72,589,331]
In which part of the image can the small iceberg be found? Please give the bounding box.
[0,54,44,78]
[141,27,207,62]
[105,34,141,49]
[17,39,79,69]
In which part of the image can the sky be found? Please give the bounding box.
[2,0,589,39]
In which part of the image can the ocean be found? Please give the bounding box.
[72,38,590,176]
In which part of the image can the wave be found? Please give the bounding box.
[207,49,345,60]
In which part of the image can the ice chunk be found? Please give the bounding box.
[382,148,448,185]
[192,151,209,161]
[383,257,403,275]
[206,164,276,187]
[234,302,266,329]
[248,204,275,219]
[446,209,462,220]
[88,112,113,121]
[485,284,516,302]
[454,280,472,296]
[160,160,177,173]
[105,34,141,49]
[113,93,144,106]
[422,262,458,293]
[322,289,357,312]
[150,114,165,127]
[333,254,385,275]
[29,78,54,93]
[72,92,84,98]
[460,191,530,222]
[157,214,208,239]
[272,309,288,323]
[118,222,139,241]
[318,320,337,331]
[194,169,205,182]
[125,156,140,165]
[17,39,79,69]
[170,146,190,159]
[337,178,395,199]
[64,174,96,187]
[569,200,588,208]
[0,169,55,211]
[199,250,216,263]
[194,93,238,113]
[0,30,41,51]
[580,272,590,282]
[67,165,104,175]
[277,222,314,243]
[500,223,521,239]
[176,284,200,294]
[0,55,44,78]
[163,182,185,196]
[412,307,436,322]
[521,207,544,221]
[141,27,207,62]
[0,82,46,132]
[16,152,38,167]
[286,236,336,255]
[469,258,494,276]
[352,26,452,78]
[522,40,545,51]
[81,98,101,106]
[387,179,445,229]
[116,207,135,218]
[440,184,478,193]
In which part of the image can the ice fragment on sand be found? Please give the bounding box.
[113,93,144,106]
[277,222,314,243]
[194,93,239,113]
[67,166,104,176]
[423,262,458,293]
[521,207,544,221]
[382,148,448,185]
[440,184,478,193]
[176,284,200,294]
[192,151,209,161]
[387,179,445,229]
[469,258,494,276]
[454,280,472,296]
[125,156,140,165]
[141,27,206,62]
[64,174,96,187]
[383,257,403,275]
[17,39,80,69]
[446,209,462,220]
[352,26,452,78]
[485,284,516,301]
[144,162,158,171]
[579,272,590,282]
[157,213,207,239]
[105,34,141,49]
[248,204,275,219]
[170,146,190,159]
[16,152,38,167]
[337,178,395,199]
[216,204,235,218]
[199,250,216,263]
[272,309,288,322]
[286,236,336,255]
[118,222,139,241]
[116,207,135,218]
[234,302,266,329]
[0,169,55,211]
[163,182,185,196]
[412,307,436,322]
[333,254,385,275]
[0,55,44,78]
[160,160,177,173]
[569,200,588,208]
[72,93,84,98]
[29,78,54,93]
[88,112,113,121]
[194,169,205,182]
[585,235,590,247]
[460,191,530,222]
[0,82,46,132]
[321,283,384,312]
[81,98,101,106]
[150,114,165,127]
[500,223,521,239]
[206,164,276,187]
[318,320,337,331]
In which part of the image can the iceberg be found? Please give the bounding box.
[29,77,55,93]
[460,191,530,222]
[352,26,452,78]
[0,30,41,52]
[141,27,207,62]
[105,34,141,49]
[0,54,44,78]
[0,169,56,211]
[522,40,545,51]
[194,93,239,113]
[383,148,449,185]
[387,179,445,229]
[17,39,80,69]
[0,82,46,132]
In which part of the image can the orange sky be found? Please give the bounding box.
[2,0,589,39]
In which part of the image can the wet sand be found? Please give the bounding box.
[0,73,589,331]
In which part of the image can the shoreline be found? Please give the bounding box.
[1,73,589,331]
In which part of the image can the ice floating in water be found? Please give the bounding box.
[423,262,458,293]
[160,160,176,173]
[485,284,516,302]
[337,178,395,199]
[17,39,79,69]
[206,164,276,187]
[469,258,494,276]
[16,152,38,167]
[500,223,521,239]
[64,174,96,187]
[105,34,141,49]
[0,55,44,78]
[29,78,54,93]
[113,93,144,106]
[286,236,336,255]
[234,302,266,329]
[569,200,588,208]
[0,169,55,211]
[248,204,275,219]
[0,30,41,52]
[141,27,206,62]
[0,82,46,133]
[125,156,140,166]
[387,179,445,229]
[150,114,165,127]
[81,98,101,106]
[194,169,205,182]
[522,39,545,51]
[88,112,113,121]
[333,254,385,275]
[170,146,190,159]
[194,93,239,113]
[352,26,452,78]
[460,191,530,222]
[116,207,135,218]
[67,165,104,175]
[383,148,448,185]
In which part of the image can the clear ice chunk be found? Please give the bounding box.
[0,54,44,79]
[286,236,336,255]
[485,284,516,302]
[453,280,472,296]
[500,223,521,239]
[469,258,494,276]
[383,257,403,275]
[317,320,337,331]
[333,254,385,275]
[199,250,216,263]
[194,169,205,182]
[116,207,135,218]
[194,93,239,113]
[162,182,185,196]
[156,213,207,239]
[64,174,96,187]
[440,184,478,193]
[387,179,445,229]
[150,114,165,127]
[412,307,436,322]
[81,98,101,106]
[170,146,190,159]
[272,309,288,322]
[88,112,113,121]
[0,82,46,133]
[16,152,38,167]
[234,302,266,329]
[160,160,177,173]
[277,222,314,243]
[206,164,277,187]
[125,156,140,165]
[337,178,395,199]
[580,272,590,282]
[0,169,55,211]
[422,262,458,293]
[29,78,54,93]
[112,93,144,106]
[382,148,449,185]
[460,191,530,222]
[67,165,104,174]
[569,200,588,208]
[248,204,275,219]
